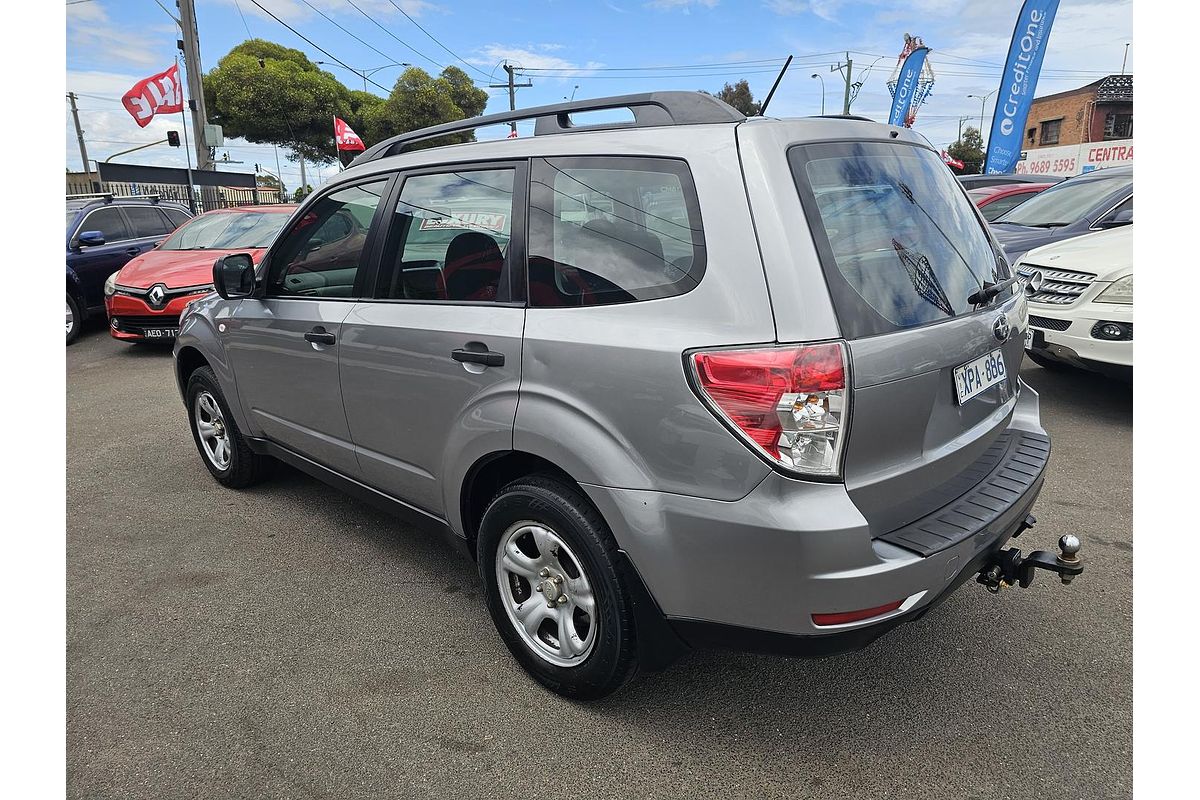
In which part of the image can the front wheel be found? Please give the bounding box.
[479,476,638,700]
[66,293,81,345]
[185,366,271,488]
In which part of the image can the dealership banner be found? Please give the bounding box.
[1014,139,1134,177]
[983,0,1061,173]
[122,63,184,128]
[888,46,930,128]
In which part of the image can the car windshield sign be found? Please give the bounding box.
[995,174,1130,227]
[161,211,289,251]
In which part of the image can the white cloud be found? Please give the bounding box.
[766,1,841,22]
[215,0,436,26]
[646,0,719,10]
[470,44,604,76]
[67,1,177,68]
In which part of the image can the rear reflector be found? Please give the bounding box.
[689,342,849,477]
[811,599,905,627]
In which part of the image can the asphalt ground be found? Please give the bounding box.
[66,320,1132,799]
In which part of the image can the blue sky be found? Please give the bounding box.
[66,0,1132,192]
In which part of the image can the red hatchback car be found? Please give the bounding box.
[967,182,1055,222]
[105,205,295,342]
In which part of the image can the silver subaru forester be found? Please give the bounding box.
[174,92,1082,699]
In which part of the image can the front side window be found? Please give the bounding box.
[266,180,386,298]
[375,169,515,302]
[790,141,1005,337]
[527,157,705,307]
[78,207,129,243]
[162,211,289,251]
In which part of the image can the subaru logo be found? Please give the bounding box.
[993,313,1011,342]
[1025,270,1045,296]
[147,284,166,307]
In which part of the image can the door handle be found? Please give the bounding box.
[451,348,504,367]
[304,327,337,345]
[125,247,141,256]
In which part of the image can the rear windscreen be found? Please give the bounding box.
[789,141,1007,339]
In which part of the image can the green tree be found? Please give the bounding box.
[292,184,313,203]
[204,39,354,165]
[948,126,986,174]
[364,66,489,150]
[703,79,760,116]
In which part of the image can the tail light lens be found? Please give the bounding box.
[689,342,849,478]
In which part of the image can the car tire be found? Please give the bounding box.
[185,366,271,488]
[478,475,638,701]
[1026,351,1070,372]
[66,293,81,345]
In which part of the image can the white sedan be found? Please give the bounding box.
[1015,225,1132,380]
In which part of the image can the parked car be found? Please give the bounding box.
[990,165,1132,265]
[968,182,1054,222]
[958,173,1062,191]
[174,92,1083,699]
[1016,225,1132,380]
[66,195,192,343]
[105,205,295,343]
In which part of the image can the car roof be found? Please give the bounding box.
[66,196,192,214]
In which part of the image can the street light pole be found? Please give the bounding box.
[810,73,826,115]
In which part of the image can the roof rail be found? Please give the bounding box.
[352,91,745,166]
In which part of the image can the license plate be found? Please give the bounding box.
[142,328,179,339]
[953,349,1008,405]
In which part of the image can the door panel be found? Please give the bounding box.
[339,303,524,514]
[70,206,134,308]
[227,299,360,476]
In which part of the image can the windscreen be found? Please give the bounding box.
[790,141,1006,337]
[161,210,289,251]
[994,173,1131,227]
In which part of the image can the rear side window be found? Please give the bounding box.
[123,206,172,237]
[528,156,705,307]
[790,142,1006,338]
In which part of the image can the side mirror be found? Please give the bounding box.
[213,253,256,299]
[1098,208,1133,228]
[77,230,105,247]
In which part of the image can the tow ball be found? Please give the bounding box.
[977,533,1083,593]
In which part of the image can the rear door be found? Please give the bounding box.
[785,139,1025,534]
[225,177,391,477]
[338,163,526,516]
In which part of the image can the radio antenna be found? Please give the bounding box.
[759,55,793,116]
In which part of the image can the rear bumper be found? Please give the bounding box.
[582,379,1051,652]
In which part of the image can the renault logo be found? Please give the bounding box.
[993,313,1011,342]
[1025,270,1045,296]
[147,284,166,307]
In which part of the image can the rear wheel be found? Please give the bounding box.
[66,293,81,345]
[186,366,271,488]
[479,476,638,700]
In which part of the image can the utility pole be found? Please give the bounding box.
[299,156,307,199]
[1121,43,1130,74]
[958,115,972,143]
[831,52,853,115]
[66,93,98,192]
[490,64,532,133]
[178,0,216,208]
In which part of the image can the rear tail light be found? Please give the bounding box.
[689,342,850,478]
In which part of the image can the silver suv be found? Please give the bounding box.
[174,93,1082,699]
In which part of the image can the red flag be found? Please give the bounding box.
[334,117,365,151]
[122,64,184,128]
[941,149,965,170]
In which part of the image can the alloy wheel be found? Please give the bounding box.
[194,390,231,470]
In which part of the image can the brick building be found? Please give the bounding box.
[1024,74,1133,150]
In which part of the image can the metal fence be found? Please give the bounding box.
[65,179,284,212]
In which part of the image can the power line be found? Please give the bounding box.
[232,0,253,39]
[247,0,392,92]
[301,0,404,70]
[342,0,454,78]
[385,0,492,80]
[519,56,802,72]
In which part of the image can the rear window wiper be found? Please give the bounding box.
[967,275,1019,306]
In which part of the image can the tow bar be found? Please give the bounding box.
[977,516,1083,593]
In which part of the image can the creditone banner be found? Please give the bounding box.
[983,0,1061,174]
[888,46,930,127]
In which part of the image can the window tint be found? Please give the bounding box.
[528,157,705,307]
[266,180,386,298]
[376,169,515,302]
[790,142,1005,336]
[123,206,171,238]
[78,207,129,243]
[980,192,1032,222]
[163,208,191,229]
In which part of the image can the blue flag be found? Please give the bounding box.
[984,0,1061,173]
[888,47,930,127]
